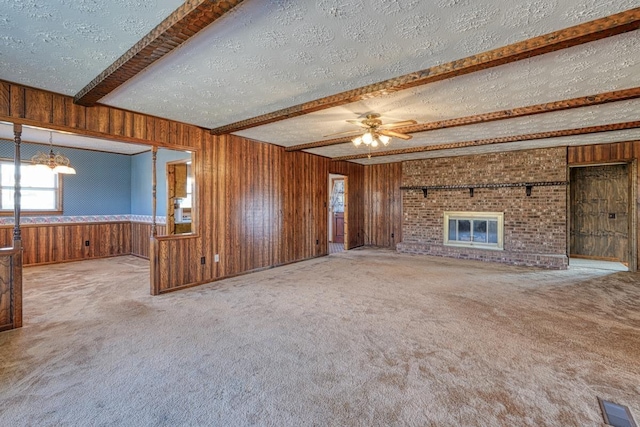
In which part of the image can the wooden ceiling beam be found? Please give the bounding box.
[331,121,640,161]
[210,8,640,135]
[285,87,640,151]
[74,0,246,107]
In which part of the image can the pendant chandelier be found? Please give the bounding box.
[31,132,76,174]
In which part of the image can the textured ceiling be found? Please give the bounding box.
[99,0,639,128]
[235,31,640,146]
[0,0,639,164]
[0,0,184,95]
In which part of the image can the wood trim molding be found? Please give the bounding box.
[74,0,246,106]
[568,141,640,164]
[0,221,132,229]
[331,121,640,161]
[210,8,640,135]
[286,87,640,151]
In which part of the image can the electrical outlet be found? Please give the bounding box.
[316,239,319,245]
[214,254,220,262]
[391,233,394,238]
[200,257,205,265]
[85,240,90,246]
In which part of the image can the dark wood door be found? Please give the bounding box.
[570,164,629,262]
[333,212,344,244]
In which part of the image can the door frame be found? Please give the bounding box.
[328,174,347,251]
[567,160,637,271]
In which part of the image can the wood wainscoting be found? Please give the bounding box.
[131,222,167,259]
[0,221,165,266]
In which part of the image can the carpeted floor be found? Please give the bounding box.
[1,248,638,426]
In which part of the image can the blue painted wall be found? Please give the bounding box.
[130,148,191,216]
[130,151,152,215]
[2,140,190,217]
[1,140,131,215]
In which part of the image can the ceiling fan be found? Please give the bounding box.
[326,113,417,148]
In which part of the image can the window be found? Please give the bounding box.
[444,211,504,250]
[330,179,344,213]
[0,160,62,214]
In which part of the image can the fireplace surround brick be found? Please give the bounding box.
[397,147,569,269]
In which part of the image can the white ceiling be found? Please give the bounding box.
[236,32,640,146]
[98,0,639,128]
[0,0,184,95]
[1,0,639,163]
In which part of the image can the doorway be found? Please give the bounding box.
[329,174,346,254]
[569,163,631,270]
[166,158,194,235]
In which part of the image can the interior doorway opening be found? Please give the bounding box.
[329,174,346,254]
[569,163,633,272]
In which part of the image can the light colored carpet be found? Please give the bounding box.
[1,248,639,426]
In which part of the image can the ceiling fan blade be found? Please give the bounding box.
[379,129,413,140]
[323,129,362,138]
[346,119,370,128]
[379,120,417,129]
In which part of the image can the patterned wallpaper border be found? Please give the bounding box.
[0,215,167,225]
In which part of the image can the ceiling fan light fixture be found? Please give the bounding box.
[362,131,374,145]
[335,113,415,152]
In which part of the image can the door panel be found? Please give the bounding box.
[570,164,629,262]
[333,212,344,244]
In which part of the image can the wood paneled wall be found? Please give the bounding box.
[0,80,368,294]
[568,141,640,271]
[131,222,167,259]
[0,222,132,266]
[364,163,403,248]
[0,249,14,330]
[0,222,166,265]
[0,81,204,149]
[568,141,640,164]
[153,135,366,293]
